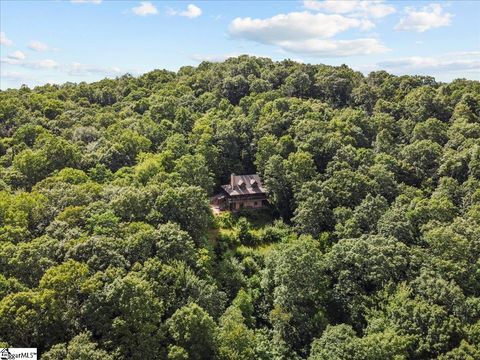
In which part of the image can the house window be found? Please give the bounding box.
[254,201,258,206]
[240,203,244,208]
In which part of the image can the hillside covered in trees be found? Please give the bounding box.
[0,56,479,359]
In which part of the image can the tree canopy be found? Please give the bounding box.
[1,56,479,359]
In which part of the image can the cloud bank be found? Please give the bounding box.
[378,54,480,73]
[229,11,388,57]
[7,51,26,60]
[132,2,158,16]
[181,4,202,18]
[168,4,202,18]
[28,40,50,52]
[395,3,452,32]
[1,32,13,46]
[303,0,396,18]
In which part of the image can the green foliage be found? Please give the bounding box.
[327,235,410,326]
[105,272,165,359]
[263,236,329,354]
[149,185,213,242]
[167,303,217,360]
[42,332,113,360]
[1,56,478,360]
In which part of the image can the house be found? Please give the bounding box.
[210,173,268,211]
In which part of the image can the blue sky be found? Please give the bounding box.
[1,0,479,89]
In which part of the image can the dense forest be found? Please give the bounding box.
[0,56,479,360]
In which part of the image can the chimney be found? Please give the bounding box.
[231,173,235,188]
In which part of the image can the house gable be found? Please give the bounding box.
[221,174,267,197]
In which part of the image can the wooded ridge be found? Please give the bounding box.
[0,56,479,359]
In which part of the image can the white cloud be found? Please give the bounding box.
[7,50,26,60]
[1,71,34,82]
[1,56,130,88]
[1,32,13,46]
[304,0,358,13]
[377,53,480,73]
[230,12,374,42]
[70,0,102,4]
[1,57,59,69]
[343,52,480,81]
[229,11,387,57]
[168,4,203,18]
[180,4,202,18]
[395,3,452,32]
[36,59,58,69]
[2,56,125,77]
[277,38,388,56]
[446,50,480,57]
[132,1,158,16]
[304,0,395,18]
[28,40,50,52]
[68,62,122,76]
